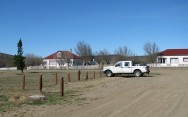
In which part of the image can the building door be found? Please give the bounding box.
[114,62,125,73]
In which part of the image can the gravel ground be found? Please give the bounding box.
[2,68,188,117]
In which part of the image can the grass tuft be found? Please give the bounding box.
[0,95,13,112]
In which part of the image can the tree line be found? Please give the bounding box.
[75,40,159,67]
[13,39,159,73]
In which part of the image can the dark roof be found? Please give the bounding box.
[44,51,80,59]
[159,49,188,56]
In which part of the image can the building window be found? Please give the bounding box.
[170,58,179,64]
[183,58,188,62]
[49,60,56,65]
[158,58,166,63]
[57,52,61,58]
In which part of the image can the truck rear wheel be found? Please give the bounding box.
[134,70,142,77]
[105,70,113,77]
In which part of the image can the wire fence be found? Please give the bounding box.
[0,70,103,97]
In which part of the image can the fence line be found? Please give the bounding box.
[0,67,17,70]
[27,66,45,70]
[27,65,99,70]
[20,70,103,96]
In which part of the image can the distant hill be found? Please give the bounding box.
[0,52,14,67]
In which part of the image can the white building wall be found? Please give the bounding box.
[157,56,188,67]
[43,59,79,69]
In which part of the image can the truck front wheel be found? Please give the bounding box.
[105,70,113,77]
[134,70,142,77]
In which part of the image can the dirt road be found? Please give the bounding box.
[2,68,188,117]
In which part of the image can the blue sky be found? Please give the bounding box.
[0,0,188,57]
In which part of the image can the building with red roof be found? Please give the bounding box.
[157,49,188,67]
[43,50,80,69]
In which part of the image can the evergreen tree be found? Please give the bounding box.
[14,39,25,73]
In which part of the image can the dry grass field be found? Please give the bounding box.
[1,68,188,117]
[0,70,102,112]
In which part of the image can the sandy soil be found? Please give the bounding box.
[2,68,188,117]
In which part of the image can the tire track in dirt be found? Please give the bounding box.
[61,77,166,117]
[61,74,188,117]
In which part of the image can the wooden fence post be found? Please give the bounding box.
[55,73,58,85]
[86,71,88,80]
[22,75,25,89]
[78,70,81,81]
[68,72,70,82]
[60,77,64,97]
[94,71,95,79]
[100,71,102,78]
[39,74,43,92]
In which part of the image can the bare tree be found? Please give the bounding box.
[63,51,73,69]
[75,41,93,65]
[56,51,73,69]
[25,53,43,66]
[96,49,111,68]
[114,46,133,62]
[143,42,159,63]
[56,51,65,68]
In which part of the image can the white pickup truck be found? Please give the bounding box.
[103,61,150,77]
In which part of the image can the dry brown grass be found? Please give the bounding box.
[0,69,102,112]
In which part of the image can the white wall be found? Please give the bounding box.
[157,56,188,67]
[43,59,76,69]
[0,67,17,70]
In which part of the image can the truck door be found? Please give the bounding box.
[114,62,125,73]
[123,62,132,73]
